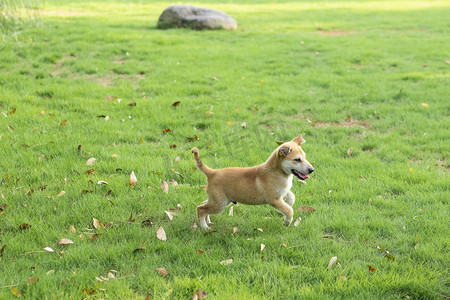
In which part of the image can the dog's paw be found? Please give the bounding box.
[283,218,293,227]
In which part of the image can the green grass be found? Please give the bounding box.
[0,0,449,299]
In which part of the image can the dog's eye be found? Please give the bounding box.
[294,158,302,163]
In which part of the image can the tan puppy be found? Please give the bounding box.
[192,134,314,230]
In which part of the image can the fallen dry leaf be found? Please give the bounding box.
[175,156,181,162]
[93,218,104,230]
[70,225,76,234]
[26,277,39,284]
[58,238,74,245]
[206,110,214,115]
[169,179,178,186]
[203,230,217,236]
[10,107,16,115]
[1,244,6,256]
[164,210,176,221]
[339,275,347,281]
[60,120,67,127]
[347,147,353,157]
[261,244,265,251]
[232,227,238,235]
[255,228,263,232]
[220,258,233,265]
[157,226,167,241]
[57,191,66,197]
[7,125,15,132]
[368,265,376,272]
[155,268,169,277]
[133,246,146,253]
[129,171,137,186]
[241,122,247,128]
[172,101,181,107]
[11,288,22,297]
[196,289,208,299]
[294,217,302,227]
[161,180,169,193]
[86,169,97,175]
[89,233,101,240]
[128,102,137,106]
[169,144,177,149]
[162,128,172,134]
[44,247,54,252]
[19,223,31,230]
[196,249,204,255]
[421,103,429,108]
[97,180,108,185]
[328,256,338,269]
[86,157,96,166]
[298,206,315,213]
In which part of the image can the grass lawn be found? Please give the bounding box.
[0,0,449,298]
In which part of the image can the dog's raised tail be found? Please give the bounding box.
[192,147,214,176]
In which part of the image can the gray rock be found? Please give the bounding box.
[157,5,237,30]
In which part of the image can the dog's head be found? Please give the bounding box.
[278,134,314,180]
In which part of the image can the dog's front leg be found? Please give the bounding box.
[271,199,294,226]
[284,191,295,207]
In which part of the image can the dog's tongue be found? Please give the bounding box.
[299,173,309,179]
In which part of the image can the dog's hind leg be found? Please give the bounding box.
[197,192,228,230]
[284,191,295,207]
[270,199,294,226]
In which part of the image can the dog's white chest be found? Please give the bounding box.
[277,175,293,197]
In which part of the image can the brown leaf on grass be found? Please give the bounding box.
[232,227,238,235]
[205,110,214,115]
[162,128,172,134]
[104,190,111,197]
[128,171,137,187]
[58,238,73,245]
[127,212,135,223]
[254,228,263,232]
[44,247,54,252]
[86,157,96,166]
[339,275,347,281]
[172,101,181,107]
[164,209,177,221]
[133,246,146,253]
[70,225,76,234]
[169,144,177,149]
[19,223,31,230]
[26,277,39,284]
[38,110,46,116]
[142,219,154,227]
[196,289,208,299]
[7,125,15,132]
[175,156,181,162]
[196,249,204,255]
[104,222,113,229]
[1,244,6,256]
[261,244,266,252]
[187,135,199,141]
[128,102,137,106]
[104,96,117,100]
[81,190,93,194]
[241,122,247,128]
[328,256,338,269]
[155,268,168,277]
[161,180,169,193]
[220,258,233,265]
[77,145,82,152]
[89,234,101,241]
[145,294,151,300]
[368,265,376,272]
[11,288,22,297]
[93,218,104,230]
[140,136,144,143]
[60,120,67,127]
[298,206,315,213]
[169,179,178,186]
[56,191,66,197]
[347,147,353,157]
[97,180,108,185]
[157,226,167,241]
[82,281,102,295]
[0,203,7,212]
[9,107,16,115]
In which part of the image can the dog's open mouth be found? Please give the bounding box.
[292,170,309,180]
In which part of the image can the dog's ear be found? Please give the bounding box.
[279,146,292,157]
[292,134,305,145]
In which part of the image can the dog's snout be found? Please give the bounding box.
[308,167,314,174]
